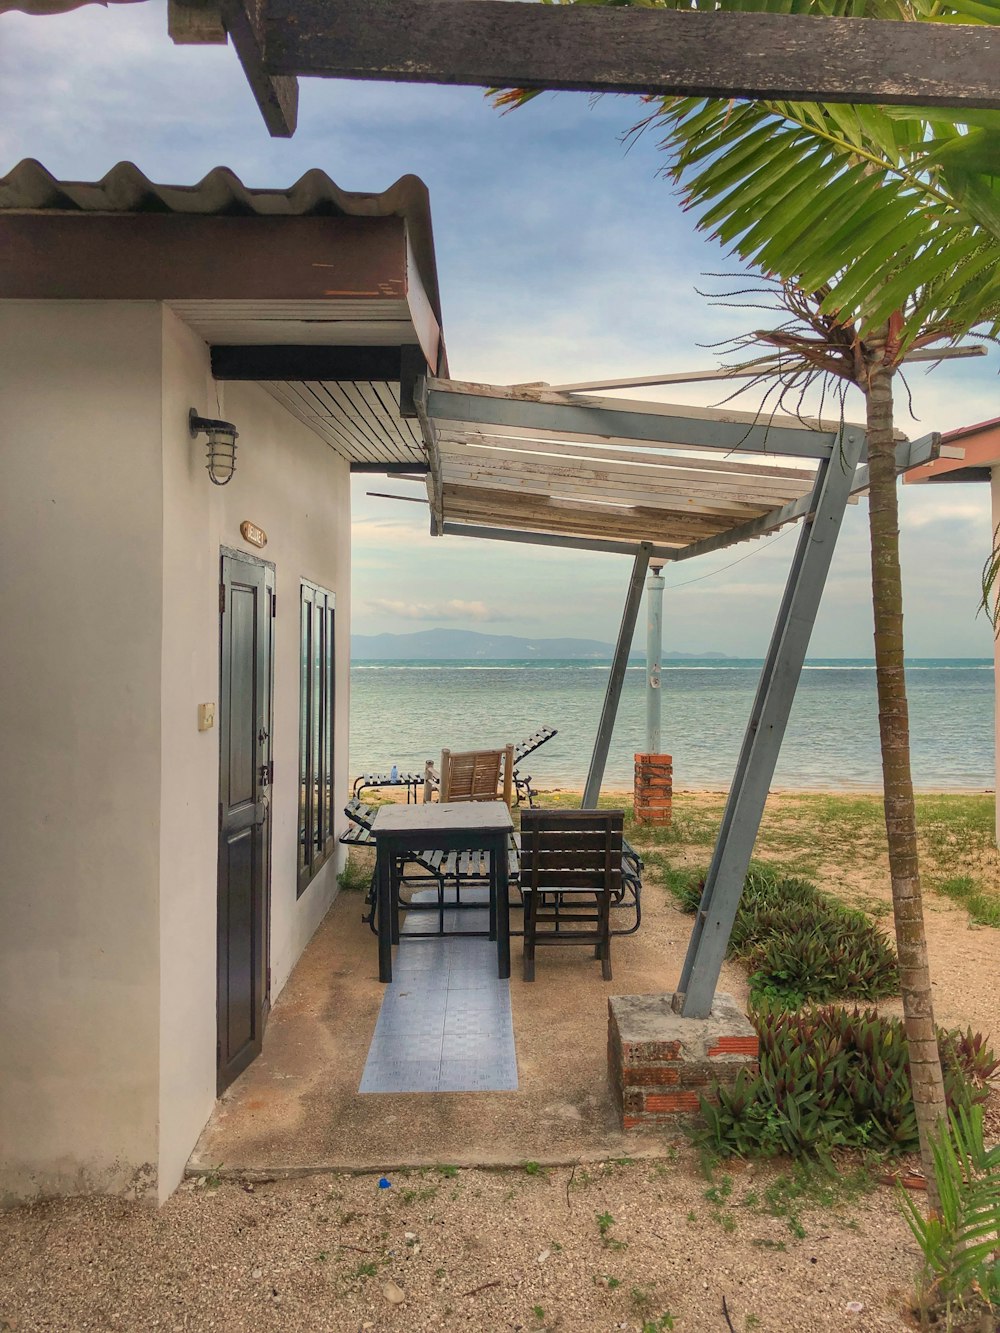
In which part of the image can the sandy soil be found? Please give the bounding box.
[0,1157,919,1332]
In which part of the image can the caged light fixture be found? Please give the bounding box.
[189,409,239,486]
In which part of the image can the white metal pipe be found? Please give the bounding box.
[547,345,986,394]
[646,564,666,754]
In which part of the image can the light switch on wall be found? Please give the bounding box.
[198,703,216,731]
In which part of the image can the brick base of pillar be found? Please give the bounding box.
[608,993,758,1131]
[633,753,672,825]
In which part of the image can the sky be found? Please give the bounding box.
[2,2,998,658]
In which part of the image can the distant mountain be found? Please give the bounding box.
[351,628,731,661]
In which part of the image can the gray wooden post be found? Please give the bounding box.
[675,431,864,1018]
[582,543,652,808]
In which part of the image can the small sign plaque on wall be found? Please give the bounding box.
[240,520,267,549]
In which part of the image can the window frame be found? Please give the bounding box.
[297,579,337,896]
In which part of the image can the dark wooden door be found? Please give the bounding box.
[217,553,274,1094]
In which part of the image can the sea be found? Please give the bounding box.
[349,659,996,792]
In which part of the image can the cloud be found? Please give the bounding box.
[903,499,990,529]
[367,598,503,622]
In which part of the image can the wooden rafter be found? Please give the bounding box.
[262,0,1000,112]
[437,448,812,505]
[222,1,299,135]
[435,431,819,484]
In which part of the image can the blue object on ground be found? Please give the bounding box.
[378,1177,391,1189]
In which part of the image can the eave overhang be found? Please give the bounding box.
[905,418,1000,485]
[0,160,447,464]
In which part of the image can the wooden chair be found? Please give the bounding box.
[439,744,514,808]
[519,808,623,981]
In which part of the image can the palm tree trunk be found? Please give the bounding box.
[865,365,947,1211]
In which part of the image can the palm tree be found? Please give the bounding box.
[496,33,1000,1206]
[627,93,1000,1205]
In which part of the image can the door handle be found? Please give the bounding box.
[254,795,269,829]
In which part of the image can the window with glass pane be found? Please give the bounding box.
[298,581,336,894]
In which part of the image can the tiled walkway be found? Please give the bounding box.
[359,888,518,1094]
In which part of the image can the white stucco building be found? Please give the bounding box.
[0,161,445,1203]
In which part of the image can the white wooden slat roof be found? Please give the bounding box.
[418,378,845,557]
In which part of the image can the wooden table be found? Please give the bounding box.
[371,801,514,983]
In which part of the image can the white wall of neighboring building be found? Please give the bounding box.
[0,301,165,1201]
[0,300,351,1204]
[157,309,351,1198]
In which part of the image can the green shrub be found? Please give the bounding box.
[744,906,899,1007]
[672,862,898,1007]
[697,1006,999,1160]
[899,1104,1000,1320]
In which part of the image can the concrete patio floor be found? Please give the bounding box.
[189,870,750,1177]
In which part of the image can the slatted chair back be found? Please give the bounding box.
[519,808,624,980]
[439,744,515,807]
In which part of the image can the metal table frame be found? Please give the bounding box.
[371,801,513,983]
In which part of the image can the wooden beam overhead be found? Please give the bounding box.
[426,380,847,460]
[210,343,408,381]
[168,0,228,44]
[262,0,1000,111]
[222,0,299,136]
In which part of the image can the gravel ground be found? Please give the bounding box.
[0,1154,917,1332]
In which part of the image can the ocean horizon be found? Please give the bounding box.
[349,657,996,793]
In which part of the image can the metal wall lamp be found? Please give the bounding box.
[189,409,239,486]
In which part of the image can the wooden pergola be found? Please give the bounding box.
[7,0,1000,136]
[414,375,958,1016]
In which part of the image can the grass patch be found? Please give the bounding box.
[968,895,1000,928]
[934,874,1000,929]
[336,853,371,894]
[753,1161,874,1239]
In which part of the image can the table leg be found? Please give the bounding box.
[390,853,401,944]
[377,843,392,983]
[494,837,510,980]
[488,857,497,942]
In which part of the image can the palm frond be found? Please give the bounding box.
[489,0,1000,354]
[899,1104,1000,1307]
[647,95,1000,352]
